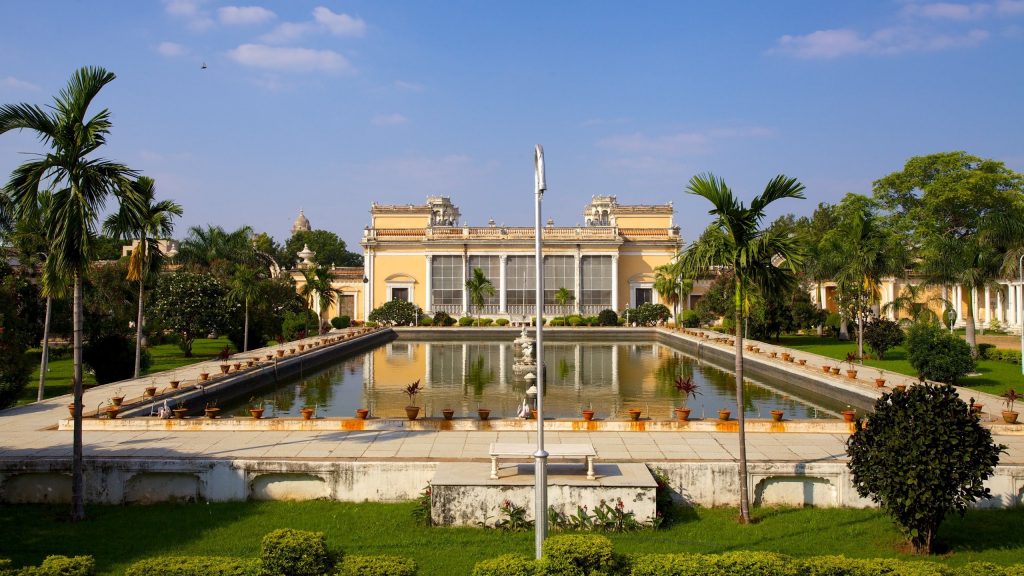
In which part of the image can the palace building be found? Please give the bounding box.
[290,196,684,322]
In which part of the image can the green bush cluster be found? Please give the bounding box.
[82,333,152,384]
[905,322,974,384]
[259,528,332,576]
[336,555,417,576]
[548,315,601,327]
[679,310,700,328]
[622,303,671,326]
[0,556,95,576]
[418,316,434,326]
[367,300,422,326]
[124,557,260,576]
[458,316,475,326]
[330,316,351,329]
[471,554,537,576]
[495,318,510,326]
[979,345,1021,364]
[598,309,618,326]
[432,311,456,326]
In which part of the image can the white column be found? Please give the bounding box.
[363,249,373,320]
[574,252,582,314]
[462,253,469,315]
[1016,284,1022,327]
[984,286,991,325]
[887,282,896,320]
[499,255,508,313]
[424,255,433,313]
[997,285,1004,323]
[611,255,619,311]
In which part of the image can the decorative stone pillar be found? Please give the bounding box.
[462,253,469,315]
[997,285,1004,323]
[499,255,508,313]
[611,254,619,312]
[574,252,582,314]
[363,249,373,320]
[425,255,433,313]
[984,285,991,325]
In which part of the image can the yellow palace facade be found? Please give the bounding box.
[347,196,683,321]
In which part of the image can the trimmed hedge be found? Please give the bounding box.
[124,557,260,576]
[331,316,351,329]
[543,534,616,575]
[627,552,1024,576]
[336,555,417,576]
[259,529,332,576]
[13,556,95,576]
[495,318,510,326]
[471,554,537,576]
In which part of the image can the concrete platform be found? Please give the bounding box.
[430,461,657,526]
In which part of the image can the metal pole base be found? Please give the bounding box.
[534,451,548,559]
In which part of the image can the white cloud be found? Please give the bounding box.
[394,80,424,92]
[313,6,366,37]
[1,76,40,91]
[371,113,408,126]
[581,117,631,128]
[157,41,187,56]
[227,43,354,73]
[997,0,1024,15]
[218,6,276,25]
[774,27,989,58]
[903,2,991,20]
[163,0,214,31]
[262,6,366,43]
[598,127,772,157]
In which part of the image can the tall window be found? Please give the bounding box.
[581,256,612,308]
[544,256,576,305]
[467,255,500,305]
[506,255,535,307]
[431,255,463,307]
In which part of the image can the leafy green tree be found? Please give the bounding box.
[300,264,339,334]
[846,383,1004,554]
[906,321,974,384]
[678,172,805,523]
[177,224,256,277]
[0,263,36,408]
[465,267,497,320]
[1,66,142,520]
[654,260,692,325]
[285,229,362,268]
[874,152,1024,355]
[368,300,423,326]
[795,203,839,336]
[103,176,182,377]
[862,318,904,360]
[149,272,231,356]
[227,265,264,351]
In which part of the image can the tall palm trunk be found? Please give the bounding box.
[37,296,52,402]
[734,281,751,524]
[857,304,865,361]
[965,286,977,357]
[134,281,144,378]
[243,299,250,352]
[71,275,85,521]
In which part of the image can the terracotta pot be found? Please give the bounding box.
[674,407,691,422]
[67,403,78,418]
[842,410,856,423]
[199,373,209,381]
[530,409,538,420]
[477,408,491,421]
[745,345,754,352]
[172,408,188,419]
[266,354,274,360]
[893,384,907,393]
[246,360,254,368]
[289,348,296,355]
[205,407,221,419]
[441,408,454,421]
[718,409,731,421]
[220,364,230,374]
[106,406,120,419]
[1003,411,1019,424]
[232,363,241,371]
[830,367,841,375]
[822,365,831,374]
[846,370,858,379]
[752,347,760,353]
[144,386,157,397]
[797,359,806,366]
[781,353,791,361]
[770,410,784,422]
[971,403,983,414]
[404,406,419,420]
[875,378,886,388]
[628,409,642,421]
[768,352,777,358]
[298,344,305,351]
[168,381,180,389]
[110,396,124,407]
[250,408,264,419]
[276,350,285,358]
[582,409,595,422]
[300,407,315,420]
[356,408,370,420]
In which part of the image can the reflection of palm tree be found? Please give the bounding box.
[654,354,693,389]
[464,354,494,396]
[558,357,573,380]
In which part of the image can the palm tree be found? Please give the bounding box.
[881,283,950,326]
[1,66,141,521]
[464,267,496,323]
[678,172,805,524]
[104,176,182,377]
[301,264,338,334]
[554,286,575,315]
[177,224,255,274]
[654,259,691,326]
[227,264,264,351]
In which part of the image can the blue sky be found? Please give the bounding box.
[2,1,1023,252]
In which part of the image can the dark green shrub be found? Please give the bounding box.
[331,316,351,329]
[0,268,36,409]
[281,310,318,341]
[83,334,151,384]
[597,309,618,326]
[458,316,475,327]
[364,321,378,328]
[368,300,422,326]
[846,382,1005,554]
[625,303,671,326]
[471,555,536,576]
[477,318,494,326]
[567,315,584,327]
[18,556,95,576]
[679,310,700,328]
[549,318,566,327]
[418,316,433,326]
[124,557,260,576]
[977,343,996,359]
[954,562,1024,576]
[432,311,456,326]
[495,318,510,326]
[542,534,615,575]
[824,313,842,337]
[905,322,974,384]
[259,528,332,576]
[336,555,416,576]
[862,318,903,360]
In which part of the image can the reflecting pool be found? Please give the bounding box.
[226,338,849,420]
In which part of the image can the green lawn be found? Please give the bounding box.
[0,502,1021,575]
[777,335,1024,397]
[20,338,235,405]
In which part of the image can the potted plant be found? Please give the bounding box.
[67,402,79,418]
[172,402,188,419]
[168,380,180,389]
[830,366,841,376]
[246,359,255,368]
[217,346,232,362]
[770,409,784,422]
[844,353,858,379]
[477,407,491,421]
[249,398,265,419]
[105,404,120,419]
[205,402,221,419]
[220,363,231,374]
[1002,389,1020,424]
[627,408,642,421]
[276,349,285,358]
[144,386,157,398]
[298,343,306,351]
[232,362,241,371]
[768,351,777,359]
[110,390,125,407]
[821,364,831,374]
[581,408,595,421]
[874,369,886,388]
[842,406,856,423]
[781,352,791,362]
[718,408,731,421]
[796,358,806,366]
[198,372,210,381]
[355,408,370,419]
[300,406,315,420]
[673,375,700,422]
[404,380,421,420]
